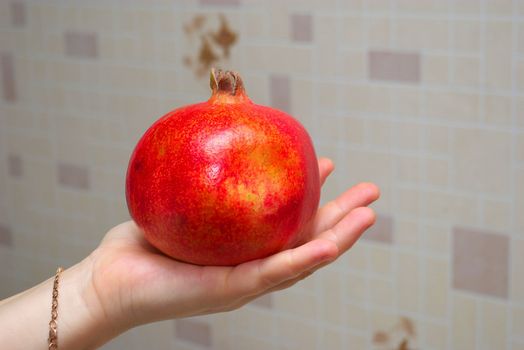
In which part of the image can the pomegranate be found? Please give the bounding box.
[125,69,320,265]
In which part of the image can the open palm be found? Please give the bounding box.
[85,158,380,329]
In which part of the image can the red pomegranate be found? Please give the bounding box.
[125,69,320,265]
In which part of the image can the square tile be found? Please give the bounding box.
[269,74,291,113]
[64,31,98,59]
[362,213,393,244]
[175,319,212,347]
[368,50,420,83]
[1,53,16,102]
[290,14,313,43]
[250,294,273,309]
[7,154,23,178]
[57,162,90,190]
[0,224,12,246]
[10,1,26,27]
[452,227,509,298]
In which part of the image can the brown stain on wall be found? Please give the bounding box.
[184,14,238,77]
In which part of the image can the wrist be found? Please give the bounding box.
[57,257,128,349]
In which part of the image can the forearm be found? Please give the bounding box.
[0,258,125,350]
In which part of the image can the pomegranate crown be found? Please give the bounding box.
[210,68,247,98]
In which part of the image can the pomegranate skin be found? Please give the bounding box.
[126,70,320,266]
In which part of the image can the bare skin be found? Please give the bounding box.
[0,158,380,349]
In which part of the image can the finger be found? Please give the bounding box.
[318,157,334,186]
[311,182,379,236]
[265,207,376,294]
[318,206,376,254]
[265,270,313,293]
[224,238,338,298]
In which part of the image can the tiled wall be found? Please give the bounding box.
[1,0,523,349]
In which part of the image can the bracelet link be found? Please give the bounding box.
[48,267,63,350]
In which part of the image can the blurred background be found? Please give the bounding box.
[0,0,523,349]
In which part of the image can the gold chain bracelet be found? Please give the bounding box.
[48,267,64,350]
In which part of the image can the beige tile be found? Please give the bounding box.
[484,95,511,125]
[517,168,524,233]
[154,8,178,33]
[345,272,367,303]
[228,335,273,350]
[422,191,479,226]
[452,293,477,350]
[512,239,524,302]
[397,19,449,50]
[425,158,449,187]
[394,122,422,151]
[395,219,420,249]
[320,328,343,350]
[453,20,481,52]
[276,316,318,350]
[4,106,33,130]
[423,258,449,318]
[394,156,421,185]
[423,54,450,85]
[512,342,524,350]
[424,125,450,154]
[268,4,290,40]
[346,302,369,331]
[365,0,391,12]
[452,129,511,195]
[346,333,368,349]
[6,132,53,159]
[338,50,367,80]
[368,119,393,148]
[423,321,448,350]
[368,309,400,337]
[340,116,365,145]
[367,17,391,47]
[426,91,479,122]
[453,227,509,298]
[341,16,365,47]
[367,245,393,275]
[519,23,524,54]
[320,270,342,324]
[512,306,524,338]
[517,133,524,164]
[391,86,422,117]
[486,0,513,15]
[369,278,394,307]
[316,81,339,111]
[395,188,421,216]
[485,21,512,89]
[397,0,449,13]
[342,84,391,114]
[274,290,317,319]
[480,300,508,350]
[243,12,266,40]
[397,252,420,312]
[453,56,481,87]
[482,199,510,232]
[343,149,392,186]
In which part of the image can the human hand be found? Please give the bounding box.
[82,158,380,333]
